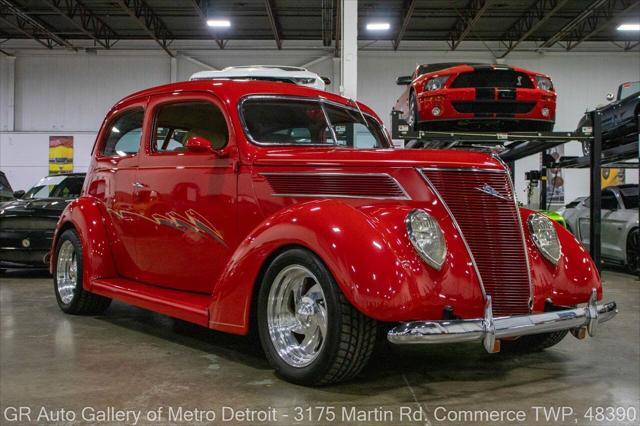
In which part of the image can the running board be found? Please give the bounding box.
[92,278,211,327]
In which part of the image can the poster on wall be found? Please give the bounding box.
[601,168,625,188]
[49,136,74,174]
[545,146,565,207]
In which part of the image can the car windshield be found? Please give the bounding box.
[24,175,84,200]
[241,98,390,148]
[0,172,13,200]
[417,63,482,76]
[618,81,639,100]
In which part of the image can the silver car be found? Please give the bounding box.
[563,185,638,273]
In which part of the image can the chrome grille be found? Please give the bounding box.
[421,168,531,316]
[263,173,409,199]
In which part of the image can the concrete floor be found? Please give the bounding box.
[1,270,638,426]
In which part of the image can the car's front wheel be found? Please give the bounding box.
[257,248,376,385]
[407,91,419,131]
[54,229,111,315]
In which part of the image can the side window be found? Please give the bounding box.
[601,190,619,210]
[102,109,144,157]
[153,101,228,153]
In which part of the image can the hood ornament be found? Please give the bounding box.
[476,183,512,202]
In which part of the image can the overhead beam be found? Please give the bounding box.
[448,0,492,50]
[114,0,174,56]
[189,0,224,49]
[0,0,75,50]
[499,0,570,58]
[539,0,608,48]
[625,40,640,50]
[565,0,640,51]
[42,0,118,49]
[264,0,282,49]
[394,0,417,50]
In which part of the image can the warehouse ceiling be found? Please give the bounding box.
[0,0,639,55]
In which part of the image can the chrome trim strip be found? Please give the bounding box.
[417,168,487,299]
[388,290,618,350]
[420,166,508,173]
[261,172,411,200]
[237,94,392,148]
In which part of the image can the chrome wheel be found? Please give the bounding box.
[56,240,77,305]
[267,265,328,368]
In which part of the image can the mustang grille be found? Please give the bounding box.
[0,217,59,231]
[450,70,534,89]
[452,101,535,114]
[421,168,531,316]
[263,173,409,199]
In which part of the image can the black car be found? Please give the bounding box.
[0,171,15,202]
[579,81,639,155]
[0,173,85,270]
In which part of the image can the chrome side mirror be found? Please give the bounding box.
[606,93,615,101]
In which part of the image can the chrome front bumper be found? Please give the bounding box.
[387,289,617,353]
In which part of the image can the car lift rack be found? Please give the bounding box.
[390,109,639,271]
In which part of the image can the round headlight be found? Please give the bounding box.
[528,213,561,264]
[406,210,446,270]
[425,76,448,91]
[536,76,553,91]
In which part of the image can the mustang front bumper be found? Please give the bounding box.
[387,289,617,353]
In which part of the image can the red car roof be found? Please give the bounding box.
[114,79,382,122]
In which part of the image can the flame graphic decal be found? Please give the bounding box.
[109,208,227,248]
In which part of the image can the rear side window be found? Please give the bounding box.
[102,109,144,157]
[153,102,228,153]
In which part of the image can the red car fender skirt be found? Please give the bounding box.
[51,197,118,291]
[208,199,484,334]
[520,208,603,311]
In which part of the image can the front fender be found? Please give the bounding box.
[208,199,483,334]
[50,196,117,289]
[521,208,603,310]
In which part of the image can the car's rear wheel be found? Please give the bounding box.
[257,248,376,385]
[500,330,568,353]
[54,229,111,315]
[627,228,639,276]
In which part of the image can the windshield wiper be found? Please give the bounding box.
[349,98,371,130]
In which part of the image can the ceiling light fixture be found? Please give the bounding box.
[617,23,640,31]
[366,22,390,31]
[207,19,231,28]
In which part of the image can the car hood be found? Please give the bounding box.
[0,198,72,217]
[251,147,505,171]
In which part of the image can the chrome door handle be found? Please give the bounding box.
[132,182,146,189]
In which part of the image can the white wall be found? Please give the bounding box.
[1,48,638,197]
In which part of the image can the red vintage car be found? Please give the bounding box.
[394,63,556,131]
[51,80,614,385]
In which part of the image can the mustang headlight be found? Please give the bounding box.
[535,76,553,91]
[406,210,446,270]
[528,213,561,264]
[424,76,449,91]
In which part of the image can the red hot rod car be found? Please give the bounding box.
[51,80,615,385]
[395,63,557,131]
